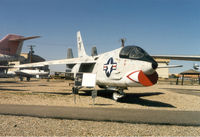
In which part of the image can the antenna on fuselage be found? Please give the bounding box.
[120,38,126,47]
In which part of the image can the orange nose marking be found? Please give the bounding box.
[138,71,158,86]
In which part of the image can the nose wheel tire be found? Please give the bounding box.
[113,91,125,101]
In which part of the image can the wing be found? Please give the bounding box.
[158,65,183,68]
[0,66,14,68]
[14,57,96,68]
[152,55,200,61]
[15,71,33,77]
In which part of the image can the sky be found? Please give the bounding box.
[0,0,200,73]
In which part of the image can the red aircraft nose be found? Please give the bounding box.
[127,70,158,86]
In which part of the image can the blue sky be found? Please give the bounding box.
[0,0,200,73]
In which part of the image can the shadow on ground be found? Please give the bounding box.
[0,88,28,92]
[81,90,175,108]
[31,91,72,96]
[0,81,18,84]
[38,84,48,86]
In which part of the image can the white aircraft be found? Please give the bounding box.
[7,69,49,81]
[14,31,200,100]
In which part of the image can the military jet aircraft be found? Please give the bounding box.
[14,31,200,101]
[0,34,40,77]
[13,31,159,100]
[7,69,49,81]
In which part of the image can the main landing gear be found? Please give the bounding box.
[26,77,30,81]
[19,77,31,81]
[112,89,125,101]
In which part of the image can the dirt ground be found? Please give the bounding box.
[0,78,200,111]
[0,78,200,136]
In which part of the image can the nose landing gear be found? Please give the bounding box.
[112,89,125,101]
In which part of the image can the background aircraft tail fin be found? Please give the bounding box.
[91,46,98,56]
[77,31,87,57]
[67,48,74,59]
[0,34,40,56]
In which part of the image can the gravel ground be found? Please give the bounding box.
[0,78,200,136]
[0,78,200,111]
[0,115,200,136]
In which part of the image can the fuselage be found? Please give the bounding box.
[0,54,25,62]
[71,46,158,88]
[14,69,49,77]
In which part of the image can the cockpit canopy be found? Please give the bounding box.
[119,45,156,63]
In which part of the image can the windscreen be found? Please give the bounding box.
[119,46,155,62]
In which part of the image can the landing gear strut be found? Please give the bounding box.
[19,77,23,81]
[26,77,30,81]
[112,89,125,101]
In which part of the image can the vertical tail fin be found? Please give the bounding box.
[0,34,40,56]
[91,46,98,56]
[77,31,87,57]
[0,34,23,56]
[67,48,74,59]
[66,48,74,71]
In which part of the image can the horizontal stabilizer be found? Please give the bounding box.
[9,36,40,41]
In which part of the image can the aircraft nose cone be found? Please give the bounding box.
[126,70,158,86]
[152,61,158,70]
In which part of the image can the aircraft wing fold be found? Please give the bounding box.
[152,55,200,61]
